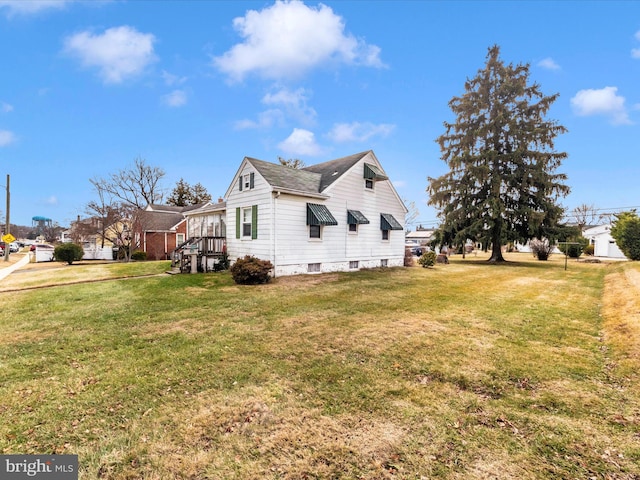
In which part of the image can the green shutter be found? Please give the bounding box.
[364,163,389,181]
[251,205,258,239]
[307,203,338,226]
[236,207,241,239]
[249,172,255,189]
[239,176,243,191]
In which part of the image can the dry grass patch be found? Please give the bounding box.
[89,384,407,479]
[3,257,640,478]
[602,262,640,378]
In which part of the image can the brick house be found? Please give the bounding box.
[136,204,203,260]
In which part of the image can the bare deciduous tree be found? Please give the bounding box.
[83,158,164,261]
[570,203,601,232]
[90,157,165,209]
[278,156,306,169]
[403,199,419,230]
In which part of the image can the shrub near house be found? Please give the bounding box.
[611,211,640,260]
[54,243,84,265]
[230,255,274,284]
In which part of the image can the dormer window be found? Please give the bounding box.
[364,163,388,190]
[239,172,255,191]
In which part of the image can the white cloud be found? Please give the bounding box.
[633,31,640,58]
[1,102,13,113]
[0,0,71,16]
[64,26,157,84]
[234,109,285,130]
[44,195,58,205]
[213,0,385,82]
[278,128,323,156]
[162,89,187,107]
[235,87,316,130]
[262,87,316,124]
[0,129,16,146]
[326,122,395,143]
[570,86,632,125]
[537,57,560,70]
[161,70,187,86]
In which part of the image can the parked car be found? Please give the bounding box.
[9,242,20,252]
[412,246,425,256]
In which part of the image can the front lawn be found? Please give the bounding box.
[1,254,639,479]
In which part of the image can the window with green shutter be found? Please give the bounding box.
[251,204,258,239]
[237,205,258,239]
[235,207,241,238]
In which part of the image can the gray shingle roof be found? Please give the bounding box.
[246,158,322,195]
[185,201,226,216]
[246,150,371,195]
[303,151,370,192]
[139,210,185,232]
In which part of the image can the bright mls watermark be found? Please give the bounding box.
[1,455,78,479]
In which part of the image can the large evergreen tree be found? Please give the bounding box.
[167,179,212,206]
[428,45,570,262]
[191,182,212,204]
[610,210,640,260]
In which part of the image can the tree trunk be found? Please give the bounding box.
[488,243,505,262]
[488,223,506,262]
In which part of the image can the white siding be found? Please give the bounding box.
[222,153,407,277]
[226,162,273,262]
[271,154,407,276]
[584,225,626,259]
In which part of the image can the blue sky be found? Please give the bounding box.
[1,0,639,229]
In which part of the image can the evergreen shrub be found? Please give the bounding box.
[230,255,274,284]
[54,243,84,265]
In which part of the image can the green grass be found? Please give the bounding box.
[1,254,639,479]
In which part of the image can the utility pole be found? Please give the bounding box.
[3,174,9,262]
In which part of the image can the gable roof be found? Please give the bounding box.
[138,210,185,232]
[184,201,227,216]
[583,224,612,236]
[247,158,322,195]
[302,151,370,192]
[146,203,206,214]
[241,150,372,198]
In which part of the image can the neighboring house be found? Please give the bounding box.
[136,204,203,261]
[406,227,436,246]
[583,224,626,259]
[224,150,408,276]
[67,216,116,260]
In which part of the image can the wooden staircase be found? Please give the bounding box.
[171,236,227,273]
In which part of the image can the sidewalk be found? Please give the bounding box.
[0,253,30,281]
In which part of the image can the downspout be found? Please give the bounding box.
[344,200,348,265]
[272,191,280,277]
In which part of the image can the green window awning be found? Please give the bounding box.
[380,213,403,230]
[364,163,388,181]
[307,203,338,226]
[347,210,369,225]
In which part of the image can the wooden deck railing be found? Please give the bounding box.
[172,236,227,272]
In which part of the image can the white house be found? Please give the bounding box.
[583,224,626,259]
[406,228,436,246]
[224,150,408,277]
